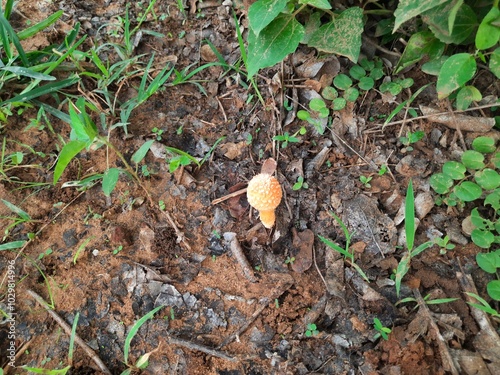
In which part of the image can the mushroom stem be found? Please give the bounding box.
[259,210,276,229]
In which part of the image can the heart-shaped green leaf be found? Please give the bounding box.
[437,53,476,99]
[454,181,482,201]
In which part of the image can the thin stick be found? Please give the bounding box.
[27,289,112,375]
[211,187,247,205]
[224,232,257,283]
[168,336,237,362]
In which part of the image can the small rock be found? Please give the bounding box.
[63,228,78,247]
[395,155,429,177]
[414,192,434,219]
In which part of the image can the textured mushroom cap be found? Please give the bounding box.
[246,173,282,211]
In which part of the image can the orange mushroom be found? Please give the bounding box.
[246,172,282,228]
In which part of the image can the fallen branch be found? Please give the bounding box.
[223,232,257,283]
[27,289,112,375]
[168,336,237,362]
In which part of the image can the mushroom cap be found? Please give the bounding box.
[246,173,282,211]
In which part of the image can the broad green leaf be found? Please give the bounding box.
[437,53,476,99]
[476,6,500,50]
[490,47,500,79]
[299,0,331,10]
[447,0,464,35]
[247,14,304,78]
[453,181,482,201]
[485,190,500,211]
[54,140,87,184]
[333,74,352,90]
[68,102,88,141]
[430,173,454,194]
[131,139,155,164]
[487,280,500,300]
[461,150,485,169]
[302,11,322,44]
[493,153,500,169]
[456,86,482,110]
[393,0,449,32]
[476,252,499,273]
[102,168,121,196]
[422,3,476,44]
[421,55,448,76]
[442,161,466,180]
[248,0,288,36]
[475,169,500,190]
[1,199,30,220]
[396,31,445,73]
[308,7,364,63]
[472,136,496,153]
[471,229,495,248]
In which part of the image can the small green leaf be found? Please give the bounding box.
[442,161,466,180]
[430,173,453,194]
[475,6,500,50]
[1,199,30,221]
[393,0,448,31]
[358,76,375,90]
[399,78,414,89]
[332,97,347,110]
[299,0,331,10]
[475,168,500,190]
[487,280,500,301]
[396,30,445,73]
[472,136,496,154]
[437,54,476,99]
[476,252,499,273]
[54,140,88,184]
[492,153,500,169]
[131,139,155,164]
[310,98,326,111]
[248,0,288,36]
[333,74,352,90]
[349,65,366,80]
[421,55,448,76]
[344,87,359,102]
[456,86,482,111]
[321,86,338,100]
[485,190,500,211]
[453,181,482,201]
[470,208,491,230]
[297,110,311,120]
[461,150,485,170]
[0,240,26,251]
[308,7,364,63]
[102,168,121,197]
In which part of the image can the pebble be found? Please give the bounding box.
[63,228,78,247]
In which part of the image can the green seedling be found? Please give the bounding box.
[396,294,459,310]
[275,299,280,308]
[285,256,295,265]
[292,176,308,190]
[305,323,319,337]
[1,199,39,241]
[373,318,391,341]
[113,245,124,255]
[430,136,500,249]
[465,292,500,320]
[297,98,329,134]
[378,164,388,176]
[433,235,455,255]
[395,180,435,297]
[73,237,93,265]
[273,131,301,148]
[151,127,164,141]
[476,250,500,301]
[399,130,424,151]
[360,175,372,188]
[38,248,53,260]
[121,305,164,375]
[319,212,370,282]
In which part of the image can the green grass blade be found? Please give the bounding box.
[3,0,13,19]
[22,366,71,374]
[123,305,164,365]
[0,240,26,251]
[165,146,201,167]
[0,13,28,66]
[131,139,155,164]
[0,15,12,59]
[4,75,80,104]
[318,235,353,260]
[17,10,63,40]
[412,241,434,257]
[53,140,88,184]
[68,312,79,364]
[1,66,55,80]
[405,179,415,251]
[1,199,30,220]
[395,253,411,297]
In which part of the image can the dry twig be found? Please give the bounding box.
[27,289,112,375]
